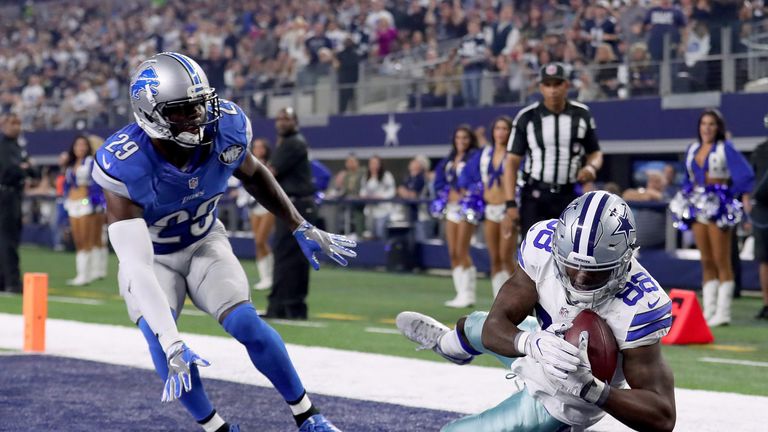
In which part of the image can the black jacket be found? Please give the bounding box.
[0,134,29,189]
[271,131,315,198]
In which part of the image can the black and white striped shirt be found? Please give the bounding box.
[507,100,600,185]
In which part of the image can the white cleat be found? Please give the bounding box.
[395,311,473,365]
[443,297,474,308]
[253,278,272,291]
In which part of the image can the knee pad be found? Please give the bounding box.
[222,303,272,348]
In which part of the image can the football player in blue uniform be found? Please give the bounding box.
[92,52,355,432]
[397,192,676,431]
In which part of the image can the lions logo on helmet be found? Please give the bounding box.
[552,191,638,308]
[128,52,221,148]
[131,66,160,101]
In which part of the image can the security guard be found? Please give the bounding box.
[0,113,31,293]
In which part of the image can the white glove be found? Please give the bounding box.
[161,341,211,403]
[293,221,357,270]
[75,162,91,186]
[554,331,610,405]
[514,322,580,380]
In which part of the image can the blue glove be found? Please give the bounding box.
[162,342,211,403]
[293,221,357,270]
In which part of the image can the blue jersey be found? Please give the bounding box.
[92,99,252,254]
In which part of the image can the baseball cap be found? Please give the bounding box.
[539,62,568,83]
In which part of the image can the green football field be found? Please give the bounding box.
[2,246,767,397]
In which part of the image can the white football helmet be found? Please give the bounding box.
[552,191,638,309]
[129,52,221,147]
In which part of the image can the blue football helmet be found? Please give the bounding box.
[552,191,638,309]
[129,52,221,147]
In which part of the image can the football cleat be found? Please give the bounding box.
[395,311,473,365]
[298,414,342,432]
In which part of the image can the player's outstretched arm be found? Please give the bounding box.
[104,191,210,402]
[482,270,580,377]
[599,342,676,432]
[235,151,304,230]
[235,153,357,269]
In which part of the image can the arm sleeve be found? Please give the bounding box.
[581,110,600,154]
[270,137,307,176]
[108,218,182,354]
[725,142,755,195]
[458,150,482,189]
[508,113,529,156]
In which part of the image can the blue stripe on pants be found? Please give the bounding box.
[446,312,566,432]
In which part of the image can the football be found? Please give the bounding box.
[564,309,619,382]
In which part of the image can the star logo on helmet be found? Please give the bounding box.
[131,66,160,100]
[612,208,635,241]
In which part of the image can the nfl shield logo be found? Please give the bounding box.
[559,307,569,319]
[189,177,199,189]
[546,64,558,75]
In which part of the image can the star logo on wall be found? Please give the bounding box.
[382,113,401,147]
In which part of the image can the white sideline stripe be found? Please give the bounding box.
[364,327,401,335]
[48,296,104,306]
[699,357,768,368]
[180,309,207,317]
[266,319,327,328]
[1,314,767,431]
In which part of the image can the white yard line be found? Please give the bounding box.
[364,327,402,335]
[48,296,105,306]
[0,313,766,431]
[180,309,207,316]
[699,357,768,368]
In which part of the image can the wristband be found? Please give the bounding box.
[505,200,518,209]
[581,379,611,406]
[513,331,529,356]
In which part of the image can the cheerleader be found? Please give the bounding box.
[237,138,276,291]
[460,116,517,298]
[672,110,754,327]
[63,135,106,286]
[432,125,479,308]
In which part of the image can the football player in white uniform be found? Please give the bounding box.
[397,191,676,431]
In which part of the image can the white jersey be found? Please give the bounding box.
[513,219,672,427]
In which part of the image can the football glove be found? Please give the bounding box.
[554,331,610,405]
[515,322,580,380]
[161,342,211,403]
[293,221,357,270]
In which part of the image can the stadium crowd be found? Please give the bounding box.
[1,0,766,130]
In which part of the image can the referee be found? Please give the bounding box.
[502,63,603,236]
[266,107,317,320]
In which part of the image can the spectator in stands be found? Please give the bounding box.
[333,38,360,114]
[644,0,688,61]
[751,120,768,319]
[396,155,429,231]
[623,169,669,248]
[360,155,396,239]
[460,116,517,298]
[302,22,333,87]
[433,125,479,308]
[474,125,490,149]
[489,4,521,58]
[663,163,680,197]
[458,19,489,107]
[594,43,622,99]
[372,17,398,58]
[366,0,396,36]
[584,1,620,58]
[332,153,366,238]
[628,42,659,97]
[682,110,754,327]
[62,135,106,286]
